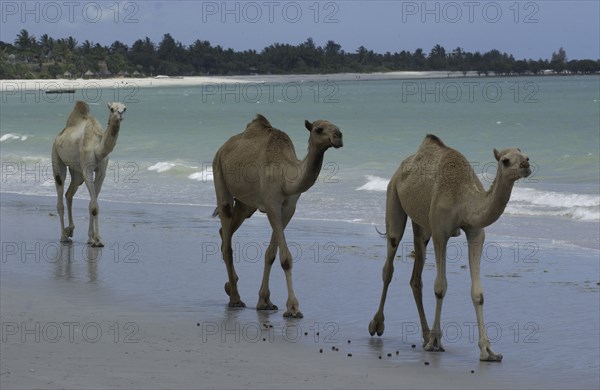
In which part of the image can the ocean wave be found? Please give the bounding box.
[511,187,599,208]
[505,204,599,221]
[508,187,599,221]
[356,175,389,191]
[148,161,178,173]
[188,167,214,182]
[0,133,29,142]
[147,160,199,174]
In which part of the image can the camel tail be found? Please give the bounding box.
[374,226,386,238]
[212,208,219,218]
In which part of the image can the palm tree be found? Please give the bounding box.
[66,36,78,51]
[15,29,36,50]
[39,34,55,59]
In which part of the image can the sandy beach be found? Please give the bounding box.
[0,71,486,92]
[1,192,598,389]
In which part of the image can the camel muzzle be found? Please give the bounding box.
[519,162,531,178]
[331,132,343,148]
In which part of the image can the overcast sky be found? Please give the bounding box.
[1,1,598,60]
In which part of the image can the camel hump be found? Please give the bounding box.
[248,114,272,130]
[243,114,274,138]
[424,134,446,147]
[65,101,90,127]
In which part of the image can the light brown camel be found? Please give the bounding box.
[51,101,126,247]
[368,134,531,361]
[212,114,343,318]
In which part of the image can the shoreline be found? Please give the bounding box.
[1,71,592,92]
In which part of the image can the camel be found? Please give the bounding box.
[51,101,126,247]
[368,134,531,361]
[212,114,343,318]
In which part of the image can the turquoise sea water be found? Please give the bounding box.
[1,75,599,248]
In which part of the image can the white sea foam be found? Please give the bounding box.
[356,175,389,191]
[511,187,599,208]
[508,187,599,221]
[0,133,29,142]
[148,161,177,173]
[147,161,198,173]
[188,167,214,182]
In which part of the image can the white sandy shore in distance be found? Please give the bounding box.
[0,71,485,92]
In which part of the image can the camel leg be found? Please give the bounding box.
[424,231,448,352]
[52,152,70,243]
[410,222,431,346]
[64,168,83,240]
[81,160,101,247]
[220,201,255,308]
[466,228,503,362]
[265,204,301,318]
[369,185,408,336]
[90,162,107,247]
[257,197,297,311]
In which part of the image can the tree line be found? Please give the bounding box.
[1,29,599,79]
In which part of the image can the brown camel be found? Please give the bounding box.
[369,134,531,361]
[51,101,126,247]
[212,114,343,318]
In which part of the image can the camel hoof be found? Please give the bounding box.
[480,353,503,362]
[283,310,303,318]
[256,302,278,311]
[480,347,503,362]
[64,226,74,237]
[368,318,384,336]
[88,239,103,247]
[424,339,445,352]
[228,300,246,308]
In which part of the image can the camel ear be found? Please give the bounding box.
[107,102,113,112]
[305,120,313,131]
[493,148,501,161]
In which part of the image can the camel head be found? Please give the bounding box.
[493,148,531,181]
[107,102,127,122]
[304,119,343,150]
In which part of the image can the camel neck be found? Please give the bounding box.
[285,145,325,195]
[96,116,120,160]
[467,167,514,228]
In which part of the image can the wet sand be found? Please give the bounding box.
[1,193,598,389]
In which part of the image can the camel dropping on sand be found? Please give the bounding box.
[212,114,343,318]
[51,100,127,247]
[369,134,531,361]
